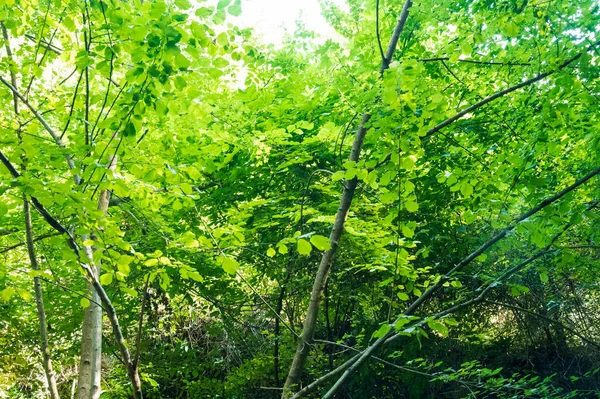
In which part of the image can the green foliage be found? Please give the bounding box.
[1,0,600,398]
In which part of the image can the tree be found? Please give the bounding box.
[1,0,600,398]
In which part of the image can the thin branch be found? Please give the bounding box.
[0,232,62,254]
[1,22,19,114]
[423,40,599,139]
[0,150,79,251]
[133,275,150,367]
[483,300,600,350]
[0,76,81,184]
[375,0,385,64]
[60,71,84,139]
[441,59,465,85]
[303,167,600,398]
[25,34,62,54]
[419,57,531,66]
[379,0,412,75]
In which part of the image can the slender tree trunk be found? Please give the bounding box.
[273,282,286,388]
[4,20,60,399]
[76,156,117,399]
[23,198,61,399]
[282,113,370,397]
[281,2,413,396]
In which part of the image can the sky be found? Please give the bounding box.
[230,0,341,44]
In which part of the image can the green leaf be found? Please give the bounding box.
[99,273,113,286]
[121,286,138,297]
[460,181,473,197]
[217,0,232,10]
[297,239,312,255]
[540,272,549,283]
[401,157,415,171]
[267,247,276,257]
[502,21,520,37]
[402,225,414,238]
[405,201,419,213]
[220,256,239,275]
[277,244,288,254]
[80,297,91,308]
[213,57,229,68]
[427,319,448,336]
[18,289,32,301]
[372,323,392,339]
[0,287,15,302]
[228,0,242,16]
[144,259,158,267]
[431,92,443,103]
[397,292,409,301]
[310,235,331,251]
[175,53,191,69]
[195,7,213,17]
[332,171,345,181]
[123,121,136,137]
[445,318,459,326]
[188,271,203,282]
[174,76,187,90]
[174,0,192,9]
[461,42,473,55]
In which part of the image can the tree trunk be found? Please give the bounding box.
[5,20,60,398]
[76,246,103,399]
[23,198,61,399]
[273,281,287,388]
[281,2,413,396]
[76,156,117,399]
[281,114,370,397]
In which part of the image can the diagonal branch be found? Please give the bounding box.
[423,39,600,139]
[419,57,531,66]
[282,1,413,397]
[0,231,62,254]
[298,166,600,398]
[483,300,600,350]
[0,150,76,244]
[0,76,81,184]
[0,148,142,397]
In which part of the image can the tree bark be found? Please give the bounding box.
[76,244,103,399]
[76,156,117,399]
[281,113,371,397]
[23,198,61,399]
[4,21,60,398]
[281,2,413,397]
[273,282,286,388]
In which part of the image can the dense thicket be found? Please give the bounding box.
[1,0,600,398]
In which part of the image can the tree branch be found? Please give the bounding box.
[0,232,62,254]
[419,57,531,66]
[0,76,81,184]
[483,300,600,350]
[299,166,600,398]
[423,39,600,139]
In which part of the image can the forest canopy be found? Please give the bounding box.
[1,0,600,398]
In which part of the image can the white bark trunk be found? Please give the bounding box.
[76,156,117,399]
